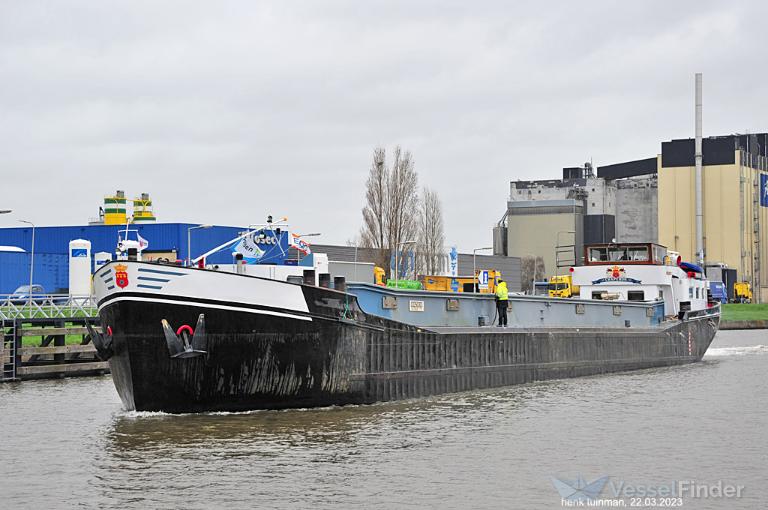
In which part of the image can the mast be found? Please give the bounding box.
[695,73,704,267]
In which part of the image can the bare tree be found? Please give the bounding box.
[520,255,547,293]
[361,148,387,249]
[360,146,420,278]
[418,186,444,275]
[345,234,360,247]
[521,256,535,293]
[534,256,546,282]
[360,148,390,271]
[386,147,419,261]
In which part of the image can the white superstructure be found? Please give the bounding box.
[571,243,709,316]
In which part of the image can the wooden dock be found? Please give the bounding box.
[1,317,109,382]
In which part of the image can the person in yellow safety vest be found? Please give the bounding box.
[495,278,508,327]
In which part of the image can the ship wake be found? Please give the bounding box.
[704,345,768,358]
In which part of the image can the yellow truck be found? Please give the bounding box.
[548,275,579,298]
[422,270,501,294]
[733,282,752,303]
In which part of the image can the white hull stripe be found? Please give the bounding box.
[137,267,188,277]
[99,296,313,321]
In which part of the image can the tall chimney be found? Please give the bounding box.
[695,73,704,267]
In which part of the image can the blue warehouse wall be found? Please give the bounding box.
[0,223,244,262]
[0,253,69,294]
[0,223,246,293]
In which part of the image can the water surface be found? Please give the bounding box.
[1,330,766,509]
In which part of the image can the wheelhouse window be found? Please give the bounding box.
[588,247,608,262]
[608,246,648,261]
[627,290,645,301]
[608,248,627,261]
[626,246,649,262]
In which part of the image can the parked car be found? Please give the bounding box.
[9,284,49,304]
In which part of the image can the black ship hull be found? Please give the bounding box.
[98,285,719,413]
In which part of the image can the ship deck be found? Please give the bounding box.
[422,324,670,334]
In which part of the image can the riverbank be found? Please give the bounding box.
[720,303,768,329]
[720,320,768,330]
[721,303,768,321]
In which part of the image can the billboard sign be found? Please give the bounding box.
[448,247,458,277]
[477,270,489,290]
[233,229,289,264]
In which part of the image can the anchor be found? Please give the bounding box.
[86,319,114,361]
[162,314,208,359]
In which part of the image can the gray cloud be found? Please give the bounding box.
[1,1,766,250]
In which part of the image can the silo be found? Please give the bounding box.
[132,193,156,222]
[104,190,128,225]
[94,251,113,273]
[69,239,92,296]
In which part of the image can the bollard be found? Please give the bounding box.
[333,276,346,293]
[319,273,331,288]
[303,269,316,286]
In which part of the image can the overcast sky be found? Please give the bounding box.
[1,1,766,251]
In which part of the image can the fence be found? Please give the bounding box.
[0,294,97,321]
[1,316,106,382]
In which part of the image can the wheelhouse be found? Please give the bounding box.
[573,242,709,316]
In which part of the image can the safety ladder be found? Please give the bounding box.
[1,319,19,382]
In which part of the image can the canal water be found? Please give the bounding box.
[1,330,766,509]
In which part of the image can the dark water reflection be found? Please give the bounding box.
[2,330,766,509]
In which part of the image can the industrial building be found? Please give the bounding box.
[494,132,768,302]
[494,159,658,276]
[658,133,768,303]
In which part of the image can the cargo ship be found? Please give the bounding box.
[90,231,719,413]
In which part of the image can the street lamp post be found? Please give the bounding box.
[393,240,416,287]
[473,247,493,293]
[187,224,213,266]
[353,245,358,282]
[19,220,35,306]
